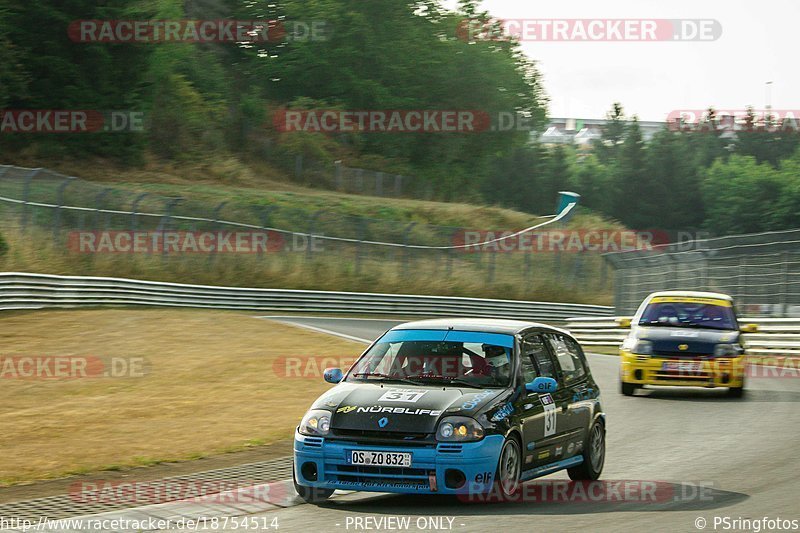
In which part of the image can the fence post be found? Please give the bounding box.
[306,210,325,262]
[487,249,496,284]
[254,205,279,259]
[525,249,532,282]
[52,177,76,244]
[355,217,369,276]
[20,168,41,232]
[94,188,112,231]
[159,197,182,259]
[295,154,303,181]
[402,223,416,279]
[376,172,383,196]
[356,169,364,193]
[131,193,149,231]
[448,229,460,277]
[394,175,403,196]
[335,161,343,191]
[780,251,790,317]
[209,201,227,264]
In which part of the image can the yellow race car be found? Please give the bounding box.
[619,291,758,398]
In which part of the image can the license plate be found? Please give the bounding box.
[662,361,702,372]
[348,450,412,467]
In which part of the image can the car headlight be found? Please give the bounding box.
[436,416,484,442]
[299,409,331,437]
[631,340,653,356]
[714,343,742,357]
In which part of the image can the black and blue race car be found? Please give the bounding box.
[293,318,605,503]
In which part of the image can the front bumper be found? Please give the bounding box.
[619,350,745,388]
[293,431,504,495]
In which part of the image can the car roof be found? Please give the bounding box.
[646,290,733,301]
[390,318,568,336]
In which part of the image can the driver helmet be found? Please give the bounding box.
[484,344,510,379]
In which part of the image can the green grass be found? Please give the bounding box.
[0,159,618,304]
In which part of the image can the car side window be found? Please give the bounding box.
[522,334,557,380]
[546,334,586,384]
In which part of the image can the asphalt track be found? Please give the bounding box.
[213,316,800,533]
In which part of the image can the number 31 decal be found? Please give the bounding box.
[379,389,427,403]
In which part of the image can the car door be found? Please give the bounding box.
[544,333,593,458]
[518,332,570,468]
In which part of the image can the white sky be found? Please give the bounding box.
[442,0,797,121]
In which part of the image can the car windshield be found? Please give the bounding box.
[638,301,737,330]
[346,329,515,388]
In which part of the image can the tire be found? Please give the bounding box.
[620,381,637,396]
[492,435,522,500]
[568,420,605,481]
[293,464,334,504]
[727,386,745,398]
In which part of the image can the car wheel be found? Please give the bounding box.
[493,436,522,499]
[293,464,334,504]
[568,420,605,481]
[727,386,745,398]
[620,381,637,396]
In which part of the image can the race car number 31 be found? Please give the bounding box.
[541,393,557,436]
[349,450,412,467]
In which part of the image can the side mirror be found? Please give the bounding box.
[323,368,343,384]
[740,323,759,334]
[526,376,558,393]
[616,317,632,328]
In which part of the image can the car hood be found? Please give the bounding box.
[633,326,740,356]
[312,382,504,434]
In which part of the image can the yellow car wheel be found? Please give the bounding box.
[621,381,637,396]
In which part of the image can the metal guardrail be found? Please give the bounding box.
[0,273,612,321]
[566,316,800,356]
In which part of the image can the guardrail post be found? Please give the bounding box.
[131,193,149,231]
[52,177,76,243]
[20,168,41,232]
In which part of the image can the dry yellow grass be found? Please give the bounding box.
[0,309,364,485]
